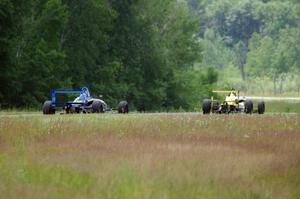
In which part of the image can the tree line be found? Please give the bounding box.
[1,0,299,110]
[189,0,300,94]
[0,0,216,110]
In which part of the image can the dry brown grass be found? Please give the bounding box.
[0,113,300,199]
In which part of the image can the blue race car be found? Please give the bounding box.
[43,87,128,114]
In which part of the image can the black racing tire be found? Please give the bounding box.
[65,101,74,114]
[92,101,104,113]
[43,101,55,115]
[118,101,129,114]
[245,100,253,114]
[258,101,265,114]
[202,99,211,114]
[212,101,219,113]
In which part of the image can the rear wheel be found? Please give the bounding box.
[245,100,253,114]
[202,99,211,114]
[92,101,104,113]
[43,101,55,115]
[258,101,265,114]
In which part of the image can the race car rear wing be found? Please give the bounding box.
[51,89,87,107]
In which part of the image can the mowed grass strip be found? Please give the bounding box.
[0,114,300,199]
[265,101,300,113]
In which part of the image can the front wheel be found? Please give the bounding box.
[118,101,129,114]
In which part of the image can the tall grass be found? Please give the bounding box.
[0,114,300,199]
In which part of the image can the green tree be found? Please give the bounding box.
[255,1,297,38]
[246,28,300,94]
[0,0,212,110]
[200,29,234,70]
[13,0,69,106]
[0,0,14,105]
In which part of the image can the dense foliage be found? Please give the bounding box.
[1,0,300,110]
[0,0,217,110]
[189,0,300,95]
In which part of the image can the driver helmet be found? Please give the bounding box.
[81,87,90,97]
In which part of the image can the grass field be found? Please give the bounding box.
[265,101,300,113]
[1,113,300,199]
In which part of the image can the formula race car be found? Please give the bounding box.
[43,87,129,114]
[202,90,265,114]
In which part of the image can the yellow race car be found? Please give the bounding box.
[202,89,265,114]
